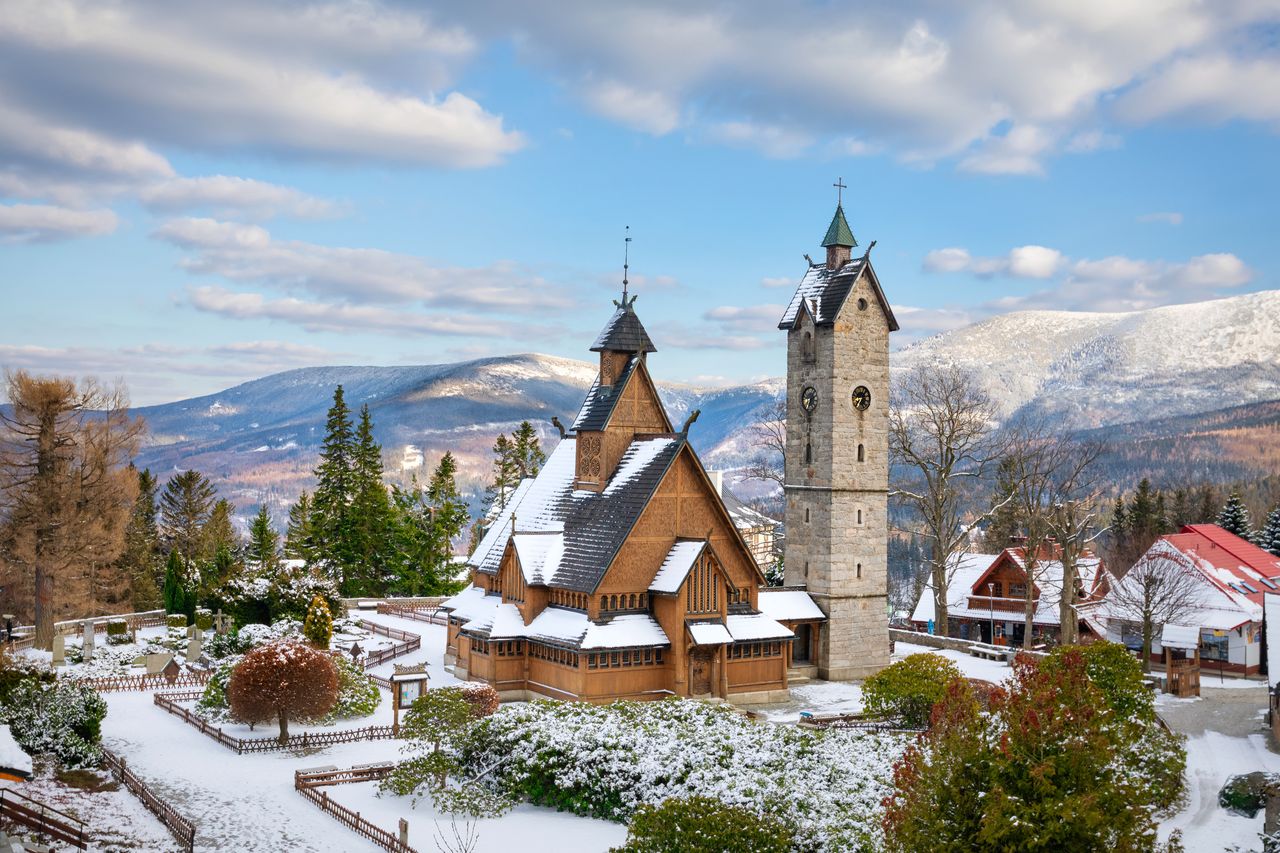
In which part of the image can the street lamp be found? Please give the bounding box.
[987,581,995,646]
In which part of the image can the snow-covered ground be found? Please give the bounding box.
[1160,731,1278,851]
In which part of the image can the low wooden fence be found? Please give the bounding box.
[356,619,421,669]
[153,690,399,754]
[55,610,168,637]
[76,669,212,693]
[374,603,448,626]
[0,788,89,850]
[295,764,416,853]
[101,747,196,852]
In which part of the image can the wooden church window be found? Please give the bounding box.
[687,553,720,614]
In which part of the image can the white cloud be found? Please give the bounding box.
[579,79,681,135]
[139,176,340,220]
[760,276,795,289]
[0,0,523,169]
[703,121,812,159]
[152,217,574,313]
[959,125,1054,176]
[923,245,1062,278]
[0,203,118,243]
[1137,211,1184,225]
[1064,129,1122,153]
[1115,53,1280,126]
[704,304,786,333]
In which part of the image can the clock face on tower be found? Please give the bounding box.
[801,386,818,414]
[851,385,871,411]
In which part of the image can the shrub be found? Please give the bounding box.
[862,653,963,728]
[166,614,187,630]
[105,620,130,645]
[882,651,1178,852]
[162,550,189,617]
[195,656,242,722]
[0,679,107,768]
[327,655,381,720]
[303,595,333,648]
[615,796,793,853]
[227,641,338,742]
[456,682,500,718]
[194,609,214,631]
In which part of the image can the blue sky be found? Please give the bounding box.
[2,1,1278,404]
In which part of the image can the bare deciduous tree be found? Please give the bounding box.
[889,364,1005,637]
[744,398,786,488]
[1106,540,1206,672]
[1048,495,1107,646]
[0,371,144,648]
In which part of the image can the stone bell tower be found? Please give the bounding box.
[776,198,898,680]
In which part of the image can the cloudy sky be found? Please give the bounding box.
[3,0,1278,404]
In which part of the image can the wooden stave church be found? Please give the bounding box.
[441,296,825,703]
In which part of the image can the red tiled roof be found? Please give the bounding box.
[1162,524,1280,605]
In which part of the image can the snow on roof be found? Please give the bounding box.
[465,604,671,651]
[688,622,734,646]
[513,532,565,586]
[488,603,529,640]
[440,585,497,622]
[650,540,706,594]
[582,614,669,649]
[910,550,1104,627]
[1161,623,1200,651]
[910,552,998,625]
[1267,594,1280,690]
[603,437,678,496]
[0,724,32,780]
[726,613,794,641]
[467,477,536,572]
[757,589,825,622]
[721,489,777,530]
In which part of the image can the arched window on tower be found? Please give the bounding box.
[857,563,863,579]
[857,443,865,462]
[804,442,812,464]
[802,331,815,363]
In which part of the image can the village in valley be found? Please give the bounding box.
[3,4,1280,853]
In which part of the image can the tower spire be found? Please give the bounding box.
[622,225,631,302]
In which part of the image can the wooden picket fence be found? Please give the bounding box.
[0,788,89,850]
[101,747,196,852]
[355,619,421,669]
[295,764,416,853]
[153,690,399,754]
[76,669,212,693]
[374,603,448,626]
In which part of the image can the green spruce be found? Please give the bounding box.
[247,505,281,576]
[285,492,317,563]
[311,386,358,591]
[1256,505,1280,557]
[162,549,189,617]
[1216,490,1253,539]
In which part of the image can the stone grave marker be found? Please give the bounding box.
[145,652,174,675]
[81,620,95,663]
[186,635,203,664]
[52,634,65,667]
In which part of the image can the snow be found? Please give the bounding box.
[892,641,1016,684]
[582,614,669,649]
[649,540,705,594]
[0,725,31,778]
[512,532,565,585]
[1161,623,1200,651]
[687,622,733,646]
[725,613,794,641]
[1159,731,1280,851]
[603,438,678,496]
[1267,593,1280,690]
[757,589,825,622]
[332,783,627,853]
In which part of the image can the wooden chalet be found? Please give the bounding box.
[442,296,823,703]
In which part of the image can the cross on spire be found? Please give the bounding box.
[833,176,847,206]
[622,225,631,301]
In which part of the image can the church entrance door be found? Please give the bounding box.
[690,650,713,695]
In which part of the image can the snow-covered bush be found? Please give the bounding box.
[456,682,500,718]
[617,796,794,853]
[0,679,107,768]
[326,654,380,720]
[196,655,243,722]
[166,614,187,629]
[217,567,341,627]
[460,699,905,851]
[227,641,338,742]
[106,620,130,645]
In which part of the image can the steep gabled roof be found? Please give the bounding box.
[777,256,898,331]
[465,433,686,593]
[821,204,857,248]
[571,355,639,432]
[591,302,657,354]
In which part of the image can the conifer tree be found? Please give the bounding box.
[247,505,281,575]
[198,498,239,596]
[1195,485,1218,525]
[510,421,547,479]
[285,492,317,563]
[1169,488,1191,531]
[390,453,470,596]
[1127,479,1160,541]
[483,434,520,515]
[1216,491,1253,540]
[1256,506,1280,558]
[1154,492,1169,535]
[983,456,1023,550]
[159,469,216,565]
[350,405,393,595]
[1111,497,1128,537]
[302,595,333,648]
[311,386,357,589]
[119,467,163,610]
[162,549,188,617]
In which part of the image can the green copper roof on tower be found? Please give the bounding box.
[820,204,857,248]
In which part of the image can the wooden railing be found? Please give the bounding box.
[355,619,421,668]
[0,788,89,850]
[74,670,212,693]
[153,691,398,754]
[101,747,196,852]
[295,764,416,853]
[374,603,448,626]
[966,595,1031,613]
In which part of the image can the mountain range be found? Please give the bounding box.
[127,290,1280,518]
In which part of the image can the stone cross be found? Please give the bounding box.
[214,609,230,635]
[81,620,95,663]
[52,634,65,667]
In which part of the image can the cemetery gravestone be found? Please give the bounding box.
[52,634,65,667]
[145,652,175,675]
[81,620,95,663]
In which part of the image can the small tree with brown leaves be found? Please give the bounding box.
[227,641,338,742]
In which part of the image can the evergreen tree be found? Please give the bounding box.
[162,549,188,617]
[1154,492,1169,535]
[159,469,216,564]
[1195,484,1218,525]
[210,546,239,591]
[1217,491,1254,540]
[285,492,317,563]
[510,421,546,479]
[201,499,239,560]
[311,386,357,589]
[1110,497,1128,537]
[350,405,394,595]
[390,453,470,596]
[1256,505,1280,558]
[1169,488,1191,531]
[303,595,333,648]
[1127,479,1159,541]
[483,433,520,515]
[119,467,162,610]
[247,505,281,575]
[983,456,1023,550]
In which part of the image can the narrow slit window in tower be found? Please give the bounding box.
[857,443,865,462]
[857,563,863,579]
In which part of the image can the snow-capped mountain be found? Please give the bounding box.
[893,290,1280,429]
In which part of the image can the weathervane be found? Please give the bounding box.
[833,176,846,206]
[615,226,637,308]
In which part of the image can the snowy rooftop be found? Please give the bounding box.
[758,589,825,622]
[1161,623,1200,651]
[650,540,706,594]
[0,724,32,779]
[688,622,733,646]
[445,589,671,651]
[910,550,1102,627]
[776,258,898,331]
[726,613,794,641]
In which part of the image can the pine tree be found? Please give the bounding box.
[1154,492,1169,535]
[1110,497,1128,537]
[1216,491,1253,540]
[483,433,520,515]
[119,467,163,611]
[159,469,216,564]
[285,492,316,563]
[350,404,393,596]
[389,452,470,597]
[1195,484,1218,525]
[162,549,188,617]
[247,505,281,575]
[984,456,1023,550]
[510,421,546,479]
[1169,488,1191,531]
[198,498,239,597]
[1128,479,1159,541]
[1256,505,1280,558]
[311,386,357,589]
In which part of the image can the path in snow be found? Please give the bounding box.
[1159,731,1279,851]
